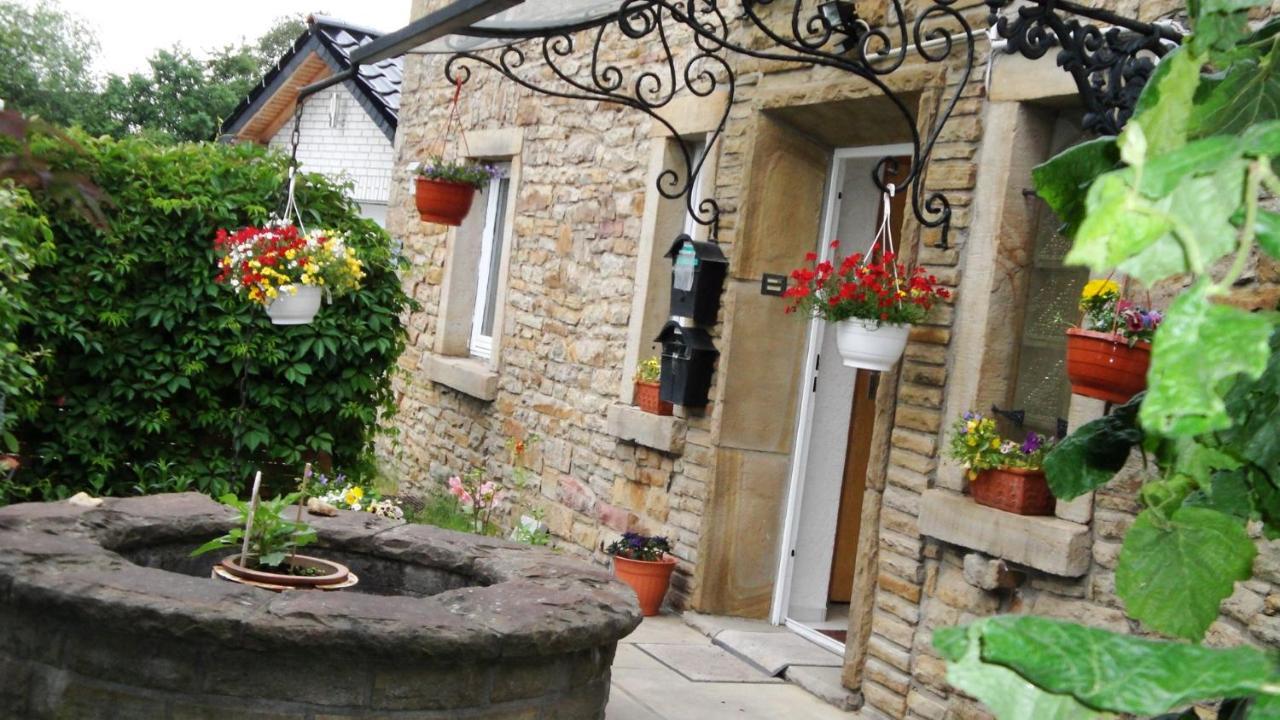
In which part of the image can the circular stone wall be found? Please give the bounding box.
[0,493,642,719]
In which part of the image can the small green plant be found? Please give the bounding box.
[417,157,498,190]
[511,508,551,546]
[605,532,671,562]
[409,489,486,534]
[191,492,316,569]
[635,356,662,384]
[946,412,1052,479]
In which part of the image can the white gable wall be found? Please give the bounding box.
[269,84,394,226]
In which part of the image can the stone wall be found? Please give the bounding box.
[379,0,1280,716]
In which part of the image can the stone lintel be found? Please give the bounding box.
[919,489,1091,577]
[423,353,498,402]
[606,404,686,455]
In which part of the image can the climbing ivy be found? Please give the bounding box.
[940,0,1280,715]
[1,131,416,503]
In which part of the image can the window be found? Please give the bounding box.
[469,163,512,360]
[680,137,708,239]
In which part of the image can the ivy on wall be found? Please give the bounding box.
[1,131,416,503]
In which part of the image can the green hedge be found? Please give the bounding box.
[2,133,416,503]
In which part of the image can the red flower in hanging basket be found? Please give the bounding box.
[781,246,950,325]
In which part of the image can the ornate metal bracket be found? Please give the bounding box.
[439,0,977,248]
[985,0,1182,135]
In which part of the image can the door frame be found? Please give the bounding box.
[768,143,914,638]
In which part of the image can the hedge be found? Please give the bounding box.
[2,132,415,503]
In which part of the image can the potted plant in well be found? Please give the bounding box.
[1066,278,1162,404]
[783,243,950,371]
[414,157,497,226]
[946,412,1055,516]
[633,356,672,416]
[214,222,365,325]
[606,532,676,616]
[192,488,357,590]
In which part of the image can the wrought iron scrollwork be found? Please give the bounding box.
[442,0,979,247]
[986,0,1181,136]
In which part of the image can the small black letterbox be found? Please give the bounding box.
[666,235,728,326]
[656,321,719,407]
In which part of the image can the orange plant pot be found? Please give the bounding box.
[1065,328,1151,404]
[612,554,677,616]
[634,380,673,416]
[970,467,1055,516]
[414,177,477,226]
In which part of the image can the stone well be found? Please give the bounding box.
[0,493,642,719]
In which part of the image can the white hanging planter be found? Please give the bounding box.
[834,318,910,371]
[265,285,323,325]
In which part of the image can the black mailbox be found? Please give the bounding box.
[656,321,719,407]
[666,235,728,326]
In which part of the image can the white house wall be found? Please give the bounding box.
[269,85,394,225]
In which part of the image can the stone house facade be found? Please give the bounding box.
[378,0,1280,717]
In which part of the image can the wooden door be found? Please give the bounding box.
[827,157,910,603]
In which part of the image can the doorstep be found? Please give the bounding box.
[679,612,861,712]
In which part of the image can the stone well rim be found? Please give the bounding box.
[0,492,642,660]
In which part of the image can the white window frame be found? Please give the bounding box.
[468,163,512,360]
[681,136,709,239]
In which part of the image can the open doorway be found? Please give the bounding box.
[769,144,911,654]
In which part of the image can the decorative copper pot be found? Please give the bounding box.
[1065,328,1151,404]
[414,177,477,226]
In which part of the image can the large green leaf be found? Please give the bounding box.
[1255,210,1280,258]
[1033,137,1120,237]
[939,624,1107,720]
[1067,171,1171,272]
[961,616,1280,715]
[1044,395,1143,500]
[1119,165,1245,284]
[1190,42,1280,138]
[1138,135,1243,197]
[1133,48,1206,156]
[1116,506,1257,640]
[1140,286,1276,437]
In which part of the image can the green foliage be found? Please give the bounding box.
[191,492,316,568]
[0,1,100,129]
[418,157,499,190]
[0,187,55,454]
[2,132,414,504]
[409,490,493,535]
[635,356,661,383]
[1043,393,1143,500]
[937,617,1280,718]
[946,412,1052,477]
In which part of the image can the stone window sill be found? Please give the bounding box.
[606,404,686,454]
[422,353,498,402]
[919,489,1091,577]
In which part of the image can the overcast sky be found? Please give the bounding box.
[44,1,413,76]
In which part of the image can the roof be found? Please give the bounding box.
[220,15,402,142]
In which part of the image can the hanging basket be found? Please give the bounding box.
[266,285,323,325]
[835,318,910,371]
[415,178,477,226]
[970,467,1055,516]
[1065,328,1151,404]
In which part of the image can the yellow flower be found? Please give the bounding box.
[344,487,364,505]
[966,420,977,432]
[990,438,1000,449]
[966,436,977,447]
[1081,279,1119,300]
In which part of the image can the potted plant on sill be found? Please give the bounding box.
[946,412,1056,516]
[191,487,358,590]
[414,157,497,226]
[214,222,365,325]
[606,532,676,616]
[1066,278,1163,404]
[783,243,950,371]
[633,356,672,416]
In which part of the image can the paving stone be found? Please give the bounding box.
[637,643,782,683]
[713,630,843,676]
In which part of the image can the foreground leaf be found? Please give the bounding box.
[1044,395,1143,500]
[1033,136,1119,236]
[1190,41,1280,138]
[1133,48,1204,156]
[1116,506,1257,640]
[1068,171,1170,272]
[1140,286,1275,437]
[964,616,1280,715]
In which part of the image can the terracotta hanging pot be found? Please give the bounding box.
[414,177,477,226]
[1065,328,1151,404]
[216,554,355,590]
[634,380,673,416]
[265,285,323,325]
[969,467,1055,516]
[835,318,910,371]
[611,554,677,616]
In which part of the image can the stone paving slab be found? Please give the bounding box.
[636,643,783,683]
[714,629,845,676]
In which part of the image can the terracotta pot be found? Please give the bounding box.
[1065,328,1151,404]
[634,380,673,416]
[612,554,677,616]
[969,467,1055,516]
[218,554,350,588]
[414,177,477,226]
[834,318,909,371]
[265,285,322,325]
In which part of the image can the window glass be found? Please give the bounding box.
[470,164,512,359]
[681,137,707,238]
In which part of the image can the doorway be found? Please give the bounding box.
[769,144,911,654]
